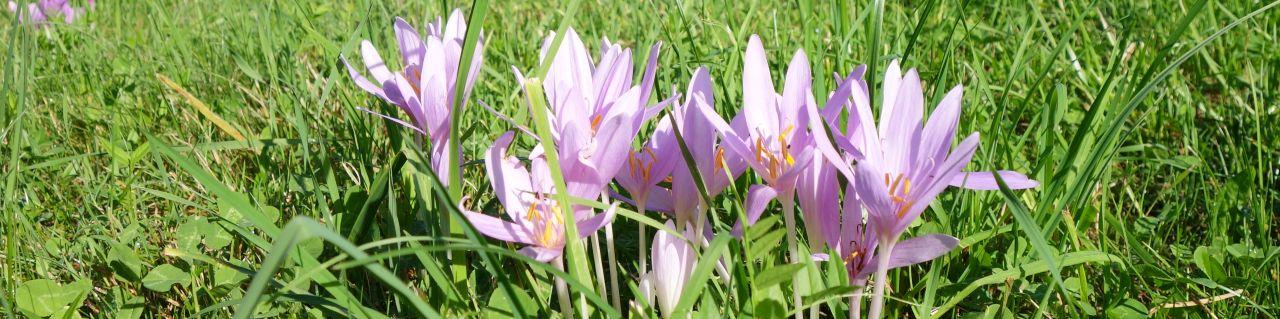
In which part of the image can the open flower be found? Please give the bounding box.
[639,221,697,317]
[341,9,483,185]
[462,132,616,262]
[8,0,92,25]
[799,156,958,285]
[624,67,749,227]
[614,116,677,210]
[830,61,1038,241]
[516,28,668,199]
[695,35,819,228]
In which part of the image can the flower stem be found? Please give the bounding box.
[554,257,574,319]
[780,193,804,319]
[850,287,863,319]
[603,194,621,310]
[591,232,608,303]
[637,200,649,281]
[867,240,895,319]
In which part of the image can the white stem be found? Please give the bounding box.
[850,287,864,319]
[591,232,607,302]
[554,257,574,319]
[867,240,896,319]
[637,200,649,280]
[603,195,621,310]
[780,194,804,319]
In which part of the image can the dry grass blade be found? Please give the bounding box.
[155,73,247,141]
[1149,289,1244,316]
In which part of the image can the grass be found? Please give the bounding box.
[1,0,1277,317]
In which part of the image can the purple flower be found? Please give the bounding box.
[614,113,676,210]
[461,132,616,262]
[8,0,92,25]
[341,9,483,186]
[695,35,820,229]
[637,221,697,317]
[798,156,958,286]
[626,67,748,226]
[827,60,1038,241]
[516,28,666,200]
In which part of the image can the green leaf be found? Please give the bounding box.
[234,55,264,82]
[15,279,91,318]
[201,220,234,250]
[934,251,1123,314]
[213,261,249,287]
[113,295,145,319]
[671,233,732,316]
[754,263,806,289]
[107,243,145,282]
[143,264,191,292]
[993,172,1072,308]
[486,284,538,318]
[1193,246,1227,283]
[1105,299,1149,319]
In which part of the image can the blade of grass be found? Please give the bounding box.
[233,217,442,319]
[932,251,1123,315]
[155,73,247,142]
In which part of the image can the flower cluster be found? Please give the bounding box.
[344,11,1038,319]
[8,0,93,26]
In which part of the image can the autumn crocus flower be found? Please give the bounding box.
[629,67,748,228]
[826,61,1036,319]
[797,156,957,319]
[702,36,818,209]
[519,28,668,309]
[614,120,677,211]
[461,132,616,262]
[695,34,821,317]
[516,28,667,197]
[8,0,92,25]
[341,9,483,186]
[638,221,697,318]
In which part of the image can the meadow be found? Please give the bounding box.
[1,0,1277,318]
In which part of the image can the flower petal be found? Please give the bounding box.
[780,49,811,122]
[519,246,563,263]
[485,132,534,219]
[949,170,1039,190]
[359,41,394,85]
[855,234,958,278]
[340,55,387,99]
[575,203,618,237]
[393,17,426,67]
[742,35,779,136]
[916,85,963,167]
[880,68,924,174]
[463,210,534,245]
[731,185,777,237]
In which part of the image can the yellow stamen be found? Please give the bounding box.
[896,201,915,219]
[888,174,905,195]
[526,201,541,222]
[713,147,727,171]
[591,114,604,131]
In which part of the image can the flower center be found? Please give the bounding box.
[753,125,797,181]
[627,146,659,182]
[883,173,915,218]
[525,196,566,247]
[404,67,423,94]
[590,113,604,132]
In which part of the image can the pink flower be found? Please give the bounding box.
[8,0,91,25]
[461,132,616,262]
[341,9,483,186]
